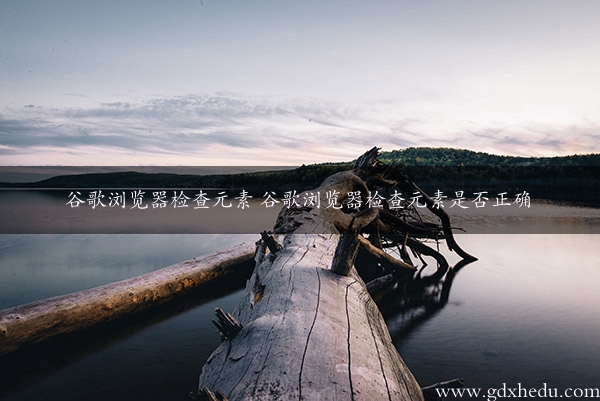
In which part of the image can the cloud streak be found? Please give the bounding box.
[1,93,599,165]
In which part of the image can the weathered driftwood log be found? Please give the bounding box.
[0,242,255,356]
[197,148,475,400]
[198,234,424,400]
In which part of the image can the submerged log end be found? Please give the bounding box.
[366,273,396,295]
[421,378,465,401]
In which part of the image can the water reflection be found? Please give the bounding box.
[0,265,251,401]
[0,190,281,234]
[380,257,476,339]
[1,229,599,400]
[393,234,600,391]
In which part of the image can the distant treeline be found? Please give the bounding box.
[380,147,600,166]
[3,163,351,192]
[383,148,600,204]
[2,147,599,205]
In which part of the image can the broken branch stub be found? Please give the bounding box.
[330,218,361,276]
[260,231,281,255]
[211,308,242,341]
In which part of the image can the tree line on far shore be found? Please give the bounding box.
[3,147,599,205]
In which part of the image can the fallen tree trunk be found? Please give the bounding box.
[198,234,423,400]
[197,148,474,400]
[0,242,255,356]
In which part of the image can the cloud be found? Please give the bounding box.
[1,93,599,165]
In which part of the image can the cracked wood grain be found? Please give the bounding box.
[198,234,424,401]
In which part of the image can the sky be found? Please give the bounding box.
[1,0,599,165]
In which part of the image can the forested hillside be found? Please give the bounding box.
[2,147,598,204]
[380,147,600,166]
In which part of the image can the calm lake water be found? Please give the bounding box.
[0,192,599,400]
